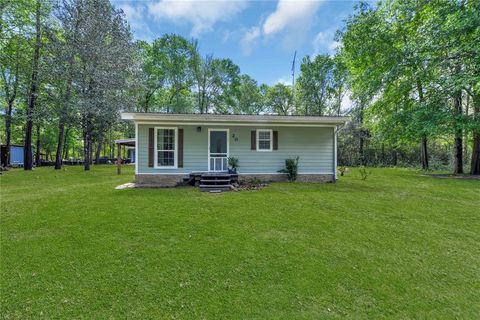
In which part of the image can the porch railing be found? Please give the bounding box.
[209,156,228,171]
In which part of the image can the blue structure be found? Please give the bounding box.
[10,146,24,166]
[0,145,24,167]
[128,149,135,163]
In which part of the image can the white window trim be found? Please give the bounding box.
[154,127,178,169]
[256,129,273,152]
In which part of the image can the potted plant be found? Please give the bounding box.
[227,157,239,174]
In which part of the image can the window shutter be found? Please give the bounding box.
[251,131,256,150]
[178,128,183,168]
[148,128,154,167]
[273,131,278,150]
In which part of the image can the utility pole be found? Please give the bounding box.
[291,51,297,111]
[291,50,296,88]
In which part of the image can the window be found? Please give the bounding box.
[155,127,177,168]
[257,129,272,151]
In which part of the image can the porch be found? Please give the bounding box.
[184,171,239,192]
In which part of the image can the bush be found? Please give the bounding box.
[279,157,299,182]
[359,166,371,180]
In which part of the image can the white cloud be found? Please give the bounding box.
[340,90,353,114]
[275,76,292,85]
[239,0,325,54]
[240,26,261,55]
[118,3,154,41]
[263,0,325,36]
[312,29,339,55]
[148,0,248,37]
[119,3,144,26]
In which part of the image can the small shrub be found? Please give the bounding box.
[359,166,371,180]
[278,157,299,181]
[338,166,348,176]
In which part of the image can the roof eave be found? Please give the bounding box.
[120,112,349,126]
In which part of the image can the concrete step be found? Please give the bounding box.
[201,175,231,180]
[200,179,231,184]
[199,184,232,191]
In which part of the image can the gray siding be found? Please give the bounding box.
[137,124,334,174]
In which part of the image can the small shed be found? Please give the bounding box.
[0,145,24,167]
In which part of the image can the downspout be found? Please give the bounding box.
[333,123,346,182]
[135,122,139,176]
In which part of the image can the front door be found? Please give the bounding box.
[208,129,229,171]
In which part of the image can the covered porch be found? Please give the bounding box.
[114,138,135,174]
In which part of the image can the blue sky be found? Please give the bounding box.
[113,0,365,85]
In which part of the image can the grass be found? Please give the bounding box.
[1,166,479,319]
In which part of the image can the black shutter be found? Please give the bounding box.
[273,131,278,150]
[148,128,154,167]
[251,131,256,150]
[178,128,183,168]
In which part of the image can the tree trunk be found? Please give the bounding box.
[55,53,75,169]
[392,148,398,166]
[83,117,91,171]
[453,93,463,174]
[464,94,469,161]
[471,95,480,175]
[24,0,41,170]
[358,102,365,166]
[89,140,93,165]
[381,143,385,165]
[95,141,102,164]
[63,127,70,160]
[3,100,13,167]
[54,122,65,169]
[472,132,480,175]
[416,79,429,170]
[421,135,429,170]
[35,124,41,166]
[83,134,90,170]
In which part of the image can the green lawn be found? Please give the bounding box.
[1,166,479,319]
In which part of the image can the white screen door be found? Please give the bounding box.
[208,129,228,171]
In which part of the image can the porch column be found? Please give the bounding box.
[117,143,121,175]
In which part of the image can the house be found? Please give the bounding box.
[121,113,348,186]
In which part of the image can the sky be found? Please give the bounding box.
[112,0,365,86]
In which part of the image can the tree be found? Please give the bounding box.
[337,0,476,172]
[470,92,480,174]
[296,54,335,115]
[152,34,195,112]
[191,53,215,114]
[0,1,32,166]
[23,0,42,170]
[331,56,348,115]
[190,48,240,114]
[267,83,293,115]
[208,58,240,113]
[134,40,166,112]
[49,0,81,169]
[67,0,134,171]
[232,74,264,115]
